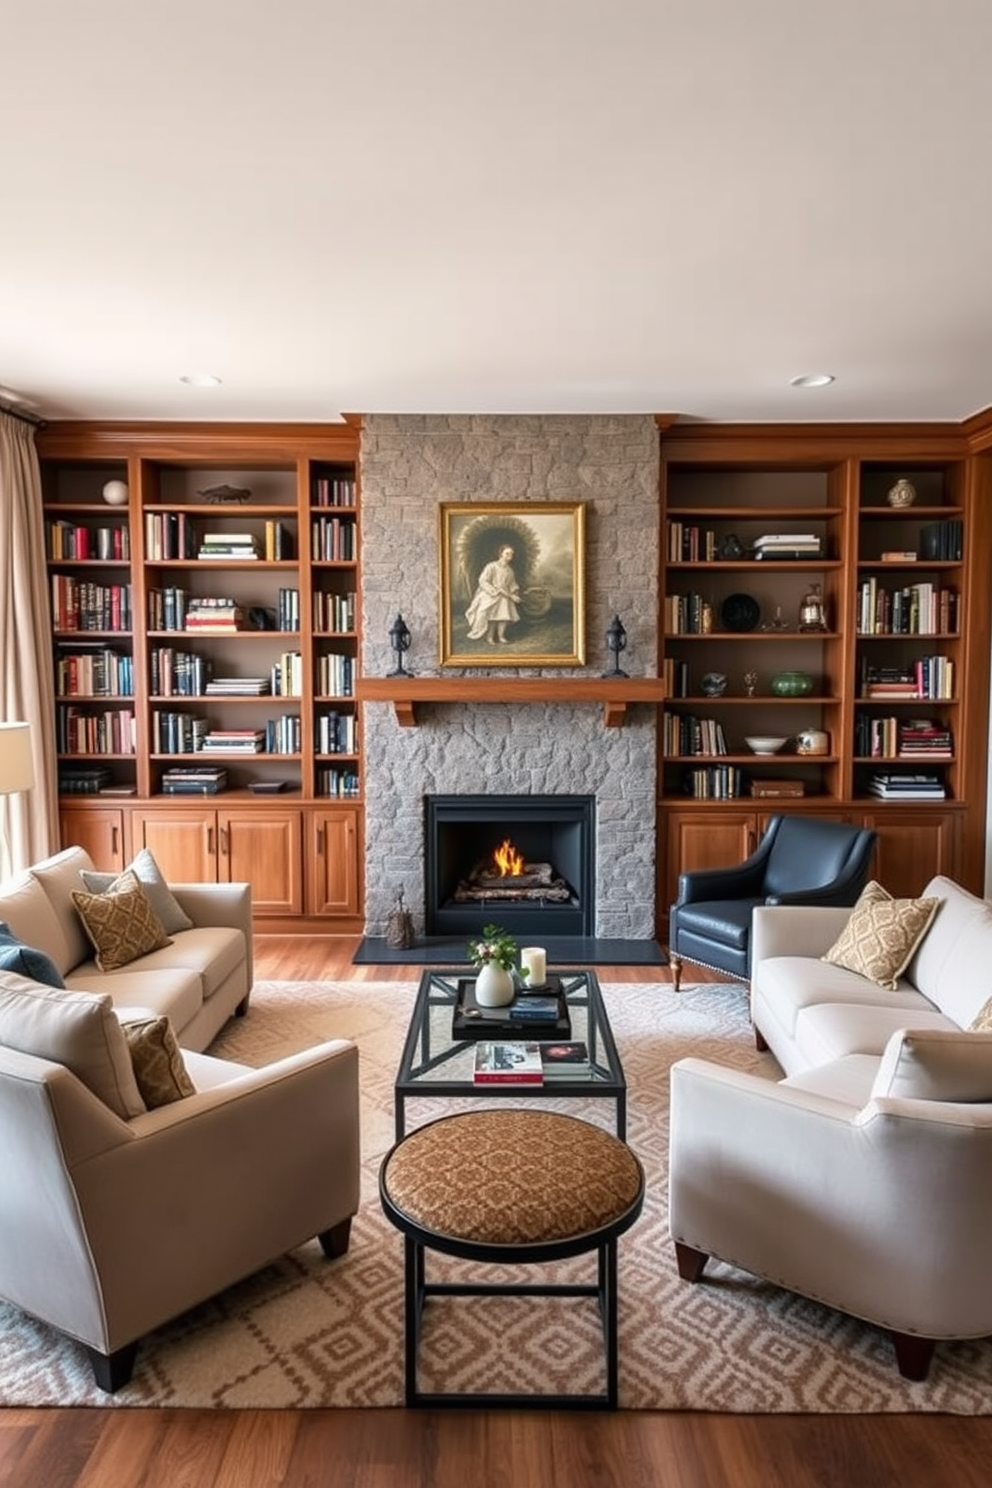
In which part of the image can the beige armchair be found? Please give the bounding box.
[668,1030,992,1379]
[0,1001,360,1391]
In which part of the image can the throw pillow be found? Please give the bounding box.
[71,870,172,971]
[0,921,65,988]
[971,996,992,1032]
[119,1014,195,1108]
[871,1027,992,1103]
[821,880,941,990]
[79,848,194,935]
[0,971,145,1119]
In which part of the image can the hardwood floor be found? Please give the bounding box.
[4,937,990,1488]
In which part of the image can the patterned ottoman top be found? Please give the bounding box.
[381,1109,644,1247]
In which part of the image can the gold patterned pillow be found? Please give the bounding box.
[120,1014,195,1107]
[71,870,172,971]
[822,880,941,990]
[971,997,992,1032]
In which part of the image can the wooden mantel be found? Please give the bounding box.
[355,675,666,727]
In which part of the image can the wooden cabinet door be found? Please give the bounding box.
[859,810,961,898]
[660,809,758,918]
[307,806,361,917]
[132,809,218,883]
[59,806,128,871]
[222,809,303,916]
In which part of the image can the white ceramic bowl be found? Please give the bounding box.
[744,735,788,756]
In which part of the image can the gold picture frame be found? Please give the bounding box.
[439,502,586,667]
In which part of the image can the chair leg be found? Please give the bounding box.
[235,993,250,1016]
[674,1241,709,1282]
[754,1024,769,1052]
[87,1341,139,1393]
[671,953,682,993]
[318,1217,352,1258]
[891,1330,936,1381]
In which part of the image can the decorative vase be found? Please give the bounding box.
[474,961,515,1008]
[701,671,728,697]
[795,727,830,755]
[770,670,814,698]
[887,478,917,509]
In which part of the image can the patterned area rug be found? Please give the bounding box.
[3,979,992,1410]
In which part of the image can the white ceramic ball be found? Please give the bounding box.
[102,480,129,506]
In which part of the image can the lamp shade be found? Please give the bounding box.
[0,723,34,794]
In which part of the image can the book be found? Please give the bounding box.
[506,995,561,1021]
[473,1041,544,1084]
[539,1041,592,1078]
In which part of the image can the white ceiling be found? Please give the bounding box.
[3,1,992,427]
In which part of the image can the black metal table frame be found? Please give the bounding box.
[393,968,627,1141]
[379,1162,645,1411]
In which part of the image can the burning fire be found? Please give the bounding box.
[491,838,525,877]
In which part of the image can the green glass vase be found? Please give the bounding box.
[770,670,814,697]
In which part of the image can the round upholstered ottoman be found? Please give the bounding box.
[379,1107,645,1408]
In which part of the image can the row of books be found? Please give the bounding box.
[918,520,963,562]
[313,589,357,633]
[317,653,355,698]
[55,647,133,699]
[681,765,744,799]
[666,523,720,563]
[59,766,115,794]
[56,707,135,756]
[664,591,713,635]
[856,579,959,636]
[854,715,954,759]
[151,648,212,696]
[662,712,727,757]
[52,576,133,632]
[472,1040,592,1084]
[317,711,358,754]
[271,651,303,698]
[317,766,360,797]
[312,474,356,508]
[859,657,955,700]
[47,520,130,562]
[311,516,357,562]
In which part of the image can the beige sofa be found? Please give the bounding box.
[669,875,992,1378]
[0,846,252,1050]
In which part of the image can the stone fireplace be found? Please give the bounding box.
[424,793,595,938]
[359,414,661,942]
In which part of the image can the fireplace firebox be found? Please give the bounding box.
[424,794,595,938]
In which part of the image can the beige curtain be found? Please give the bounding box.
[0,411,59,877]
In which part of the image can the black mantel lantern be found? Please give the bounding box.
[601,614,629,678]
[387,613,414,677]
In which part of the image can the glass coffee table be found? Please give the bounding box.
[394,968,626,1141]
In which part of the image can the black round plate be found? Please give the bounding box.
[720,592,761,632]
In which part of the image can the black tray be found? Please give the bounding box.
[451,975,571,1041]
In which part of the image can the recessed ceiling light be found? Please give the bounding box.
[790,373,835,389]
[180,372,222,388]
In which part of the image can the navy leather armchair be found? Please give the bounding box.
[668,814,877,992]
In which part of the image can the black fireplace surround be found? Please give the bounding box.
[424,794,595,939]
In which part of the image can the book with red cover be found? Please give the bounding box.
[473,1041,543,1084]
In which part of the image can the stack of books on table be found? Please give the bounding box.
[161,766,228,796]
[184,599,245,633]
[473,1042,544,1084]
[753,533,823,560]
[199,729,266,753]
[197,533,260,561]
[868,771,946,801]
[539,1041,592,1079]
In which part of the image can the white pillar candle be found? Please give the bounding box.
[520,947,547,986]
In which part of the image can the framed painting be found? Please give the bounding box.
[439,502,586,667]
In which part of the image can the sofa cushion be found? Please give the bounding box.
[871,1027,992,1103]
[29,847,97,971]
[794,1000,958,1068]
[71,871,172,971]
[0,922,65,988]
[65,964,204,1033]
[0,970,145,1119]
[906,876,992,1028]
[127,925,247,1000]
[80,849,194,936]
[754,955,933,1040]
[119,1013,195,1108]
[822,881,940,990]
